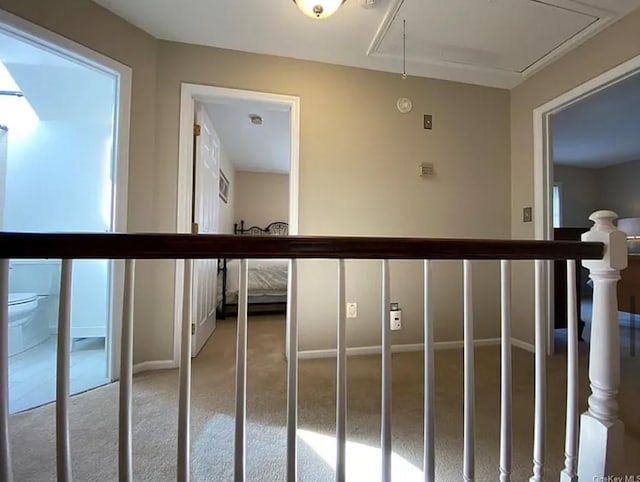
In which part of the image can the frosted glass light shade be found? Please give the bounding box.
[293,0,346,19]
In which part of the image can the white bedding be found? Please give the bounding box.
[224,259,288,301]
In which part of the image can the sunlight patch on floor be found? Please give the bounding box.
[298,428,423,481]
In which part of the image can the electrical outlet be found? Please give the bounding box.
[523,207,533,223]
[346,302,358,318]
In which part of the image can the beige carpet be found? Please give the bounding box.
[8,314,640,481]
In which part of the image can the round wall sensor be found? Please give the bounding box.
[396,97,412,113]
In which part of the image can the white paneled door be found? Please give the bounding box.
[191,105,220,356]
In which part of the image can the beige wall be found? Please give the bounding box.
[553,165,599,227]
[218,149,236,234]
[510,8,640,343]
[598,159,640,219]
[554,160,640,229]
[1,1,512,359]
[154,41,511,353]
[235,171,289,229]
[0,0,161,363]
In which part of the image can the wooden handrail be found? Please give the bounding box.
[0,232,604,260]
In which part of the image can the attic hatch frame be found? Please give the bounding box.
[0,7,132,381]
[174,83,300,367]
[533,52,640,355]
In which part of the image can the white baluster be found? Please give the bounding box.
[578,210,627,477]
[463,260,475,482]
[56,259,73,482]
[286,259,298,482]
[0,259,12,482]
[235,259,249,481]
[500,260,512,482]
[336,259,346,482]
[177,259,193,482]
[530,260,546,482]
[423,260,435,482]
[119,259,135,482]
[560,260,578,482]
[381,260,392,482]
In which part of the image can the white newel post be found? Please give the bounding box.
[578,210,628,478]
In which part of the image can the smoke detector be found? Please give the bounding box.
[362,0,376,8]
[249,114,263,125]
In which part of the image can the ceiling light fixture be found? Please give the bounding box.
[293,0,346,19]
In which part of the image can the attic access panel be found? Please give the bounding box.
[371,0,598,74]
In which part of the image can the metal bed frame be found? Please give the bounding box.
[217,220,289,318]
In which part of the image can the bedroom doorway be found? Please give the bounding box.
[533,52,640,355]
[176,84,300,363]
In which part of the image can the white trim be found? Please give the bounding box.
[174,84,301,367]
[366,0,617,89]
[132,360,177,375]
[0,8,132,383]
[533,52,640,355]
[511,338,535,353]
[298,338,501,360]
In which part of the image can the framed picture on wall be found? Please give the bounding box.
[219,170,230,203]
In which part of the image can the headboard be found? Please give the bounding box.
[234,220,289,236]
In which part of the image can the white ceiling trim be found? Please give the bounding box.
[368,0,617,89]
[522,0,615,78]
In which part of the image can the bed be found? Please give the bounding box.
[217,220,289,317]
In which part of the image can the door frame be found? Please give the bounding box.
[533,53,640,354]
[0,9,132,380]
[174,83,300,365]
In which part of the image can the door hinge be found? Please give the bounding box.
[193,124,201,136]
[191,323,195,335]
[191,222,199,234]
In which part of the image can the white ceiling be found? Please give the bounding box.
[204,99,290,173]
[0,31,116,123]
[552,71,640,168]
[91,0,640,89]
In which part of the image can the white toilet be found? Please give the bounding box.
[8,293,42,357]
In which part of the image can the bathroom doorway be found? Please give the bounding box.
[0,13,130,413]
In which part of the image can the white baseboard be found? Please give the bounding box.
[511,338,535,352]
[133,360,177,374]
[133,339,534,369]
[434,338,501,350]
[298,338,501,360]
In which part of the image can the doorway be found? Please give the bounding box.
[175,84,300,362]
[534,53,640,354]
[549,70,640,354]
[0,11,131,412]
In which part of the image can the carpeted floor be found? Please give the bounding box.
[8,314,640,481]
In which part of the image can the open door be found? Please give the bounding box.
[191,104,220,356]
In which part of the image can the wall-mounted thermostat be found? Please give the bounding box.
[420,163,435,177]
